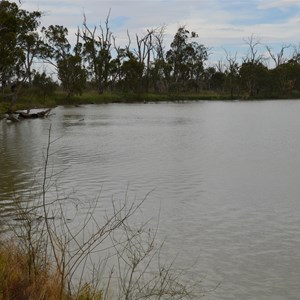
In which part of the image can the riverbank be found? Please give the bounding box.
[1,90,300,117]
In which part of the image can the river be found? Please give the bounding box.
[1,100,300,299]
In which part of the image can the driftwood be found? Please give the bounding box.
[6,114,19,122]
[5,108,52,122]
[18,108,51,119]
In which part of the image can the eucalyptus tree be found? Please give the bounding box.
[210,70,226,92]
[166,26,208,92]
[118,48,145,93]
[42,25,86,98]
[239,35,269,97]
[0,0,42,89]
[41,25,71,63]
[107,30,145,93]
[266,44,290,68]
[0,0,19,88]
[284,46,300,92]
[57,54,87,98]
[239,61,269,97]
[31,71,57,100]
[223,51,240,98]
[133,27,166,92]
[288,56,300,91]
[80,13,114,94]
[272,59,300,95]
[204,66,225,91]
[148,26,171,92]
[134,30,153,92]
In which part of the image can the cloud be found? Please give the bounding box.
[14,0,300,62]
[257,0,300,9]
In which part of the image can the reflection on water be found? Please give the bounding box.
[1,101,300,299]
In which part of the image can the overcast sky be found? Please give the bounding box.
[16,0,300,65]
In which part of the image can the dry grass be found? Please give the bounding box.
[0,239,104,300]
[0,240,63,300]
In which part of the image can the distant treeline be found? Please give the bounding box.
[1,0,300,101]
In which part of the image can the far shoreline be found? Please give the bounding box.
[1,91,300,117]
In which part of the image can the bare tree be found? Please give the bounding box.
[291,43,300,63]
[215,60,225,73]
[224,50,240,98]
[134,27,165,92]
[266,44,291,67]
[81,10,114,93]
[243,34,264,64]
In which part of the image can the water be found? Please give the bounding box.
[1,100,300,299]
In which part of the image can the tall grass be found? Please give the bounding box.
[0,240,64,300]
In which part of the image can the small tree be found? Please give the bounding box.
[223,51,240,98]
[58,55,87,99]
[239,61,269,97]
[120,53,144,93]
[32,71,57,101]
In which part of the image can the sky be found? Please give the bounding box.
[16,0,300,67]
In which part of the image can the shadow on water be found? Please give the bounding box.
[0,119,49,221]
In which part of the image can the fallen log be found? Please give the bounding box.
[6,114,19,122]
[3,108,52,123]
[8,108,52,120]
[18,108,51,119]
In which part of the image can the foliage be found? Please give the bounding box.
[239,61,269,97]
[57,55,87,98]
[166,26,208,92]
[80,13,113,94]
[31,71,57,100]
[41,25,87,98]
[0,0,42,86]
[1,1,300,102]
[119,55,144,92]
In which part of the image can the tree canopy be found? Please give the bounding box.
[1,0,300,101]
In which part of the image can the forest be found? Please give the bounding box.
[1,0,300,109]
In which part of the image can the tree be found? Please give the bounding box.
[0,1,42,87]
[31,71,56,100]
[239,61,269,97]
[244,35,264,64]
[272,60,300,95]
[147,26,170,92]
[166,26,208,92]
[111,30,146,93]
[205,67,226,91]
[41,25,71,64]
[80,12,114,94]
[42,25,87,98]
[266,44,291,68]
[58,55,86,98]
[240,35,269,97]
[223,51,240,98]
[119,52,144,93]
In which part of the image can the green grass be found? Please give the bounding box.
[2,88,300,117]
[51,90,238,105]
